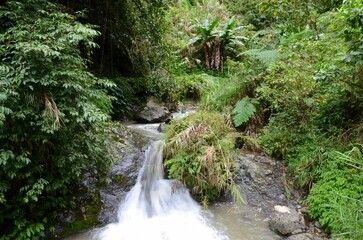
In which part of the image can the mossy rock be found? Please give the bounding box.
[112,175,126,186]
[60,192,102,238]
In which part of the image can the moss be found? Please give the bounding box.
[112,175,126,186]
[96,175,111,188]
[60,192,102,238]
[111,134,127,144]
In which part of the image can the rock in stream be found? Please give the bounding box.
[235,152,324,239]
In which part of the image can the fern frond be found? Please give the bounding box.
[232,97,258,127]
[240,49,279,66]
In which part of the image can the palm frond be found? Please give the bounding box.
[188,36,202,45]
[207,18,220,33]
[224,16,237,32]
[192,18,220,40]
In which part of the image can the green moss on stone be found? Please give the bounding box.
[112,175,126,186]
[61,192,102,238]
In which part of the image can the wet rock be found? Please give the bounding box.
[58,210,76,224]
[146,97,162,108]
[285,233,316,240]
[135,106,171,123]
[236,153,287,214]
[97,124,158,221]
[97,128,150,224]
[157,123,167,133]
[234,151,326,239]
[269,208,306,235]
[300,206,309,215]
[274,205,291,213]
[53,124,153,238]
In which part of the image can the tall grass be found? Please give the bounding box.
[164,111,244,205]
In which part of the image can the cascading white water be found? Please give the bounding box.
[97,140,227,240]
[64,121,280,240]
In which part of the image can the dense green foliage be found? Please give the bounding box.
[0,1,114,238]
[163,0,363,238]
[164,111,243,205]
[57,0,170,118]
[305,146,363,238]
[58,0,167,77]
[1,0,363,238]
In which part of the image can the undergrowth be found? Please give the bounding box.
[164,111,244,206]
[304,146,363,239]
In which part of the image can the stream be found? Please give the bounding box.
[65,120,280,240]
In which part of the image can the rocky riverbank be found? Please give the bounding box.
[56,104,327,240]
[53,124,151,238]
[235,152,328,240]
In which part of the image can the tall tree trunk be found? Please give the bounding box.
[214,42,221,71]
[205,42,212,71]
[204,40,224,72]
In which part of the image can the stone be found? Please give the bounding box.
[300,206,309,215]
[235,153,288,215]
[269,209,306,235]
[58,210,76,224]
[286,233,315,240]
[146,97,161,108]
[274,205,291,213]
[157,123,167,133]
[135,106,171,123]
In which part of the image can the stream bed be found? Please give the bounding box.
[64,119,281,240]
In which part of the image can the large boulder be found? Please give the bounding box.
[135,106,171,123]
[269,206,306,236]
[236,154,287,213]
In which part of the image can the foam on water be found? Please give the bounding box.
[97,140,227,240]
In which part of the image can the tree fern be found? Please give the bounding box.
[232,97,258,127]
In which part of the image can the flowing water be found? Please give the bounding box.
[65,120,280,240]
[97,140,227,240]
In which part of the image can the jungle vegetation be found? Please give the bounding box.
[0,0,362,239]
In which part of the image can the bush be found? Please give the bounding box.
[107,76,147,119]
[174,73,217,101]
[0,1,114,238]
[164,111,243,205]
[304,146,363,239]
[199,61,258,112]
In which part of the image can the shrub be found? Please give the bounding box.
[174,73,217,101]
[164,111,243,205]
[107,76,147,119]
[0,1,114,238]
[199,61,258,112]
[304,146,363,239]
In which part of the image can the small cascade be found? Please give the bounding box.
[98,140,227,240]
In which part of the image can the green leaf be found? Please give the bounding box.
[232,97,258,127]
[240,49,280,66]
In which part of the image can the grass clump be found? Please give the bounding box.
[164,111,243,205]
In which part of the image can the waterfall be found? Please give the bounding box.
[98,140,227,240]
